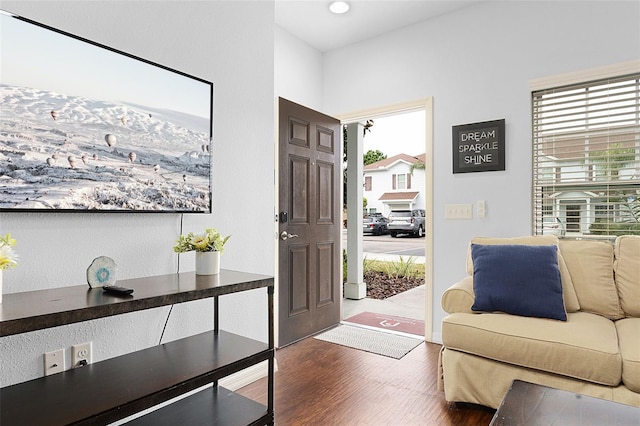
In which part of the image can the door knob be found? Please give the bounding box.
[280,231,299,241]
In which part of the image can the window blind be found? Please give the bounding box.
[532,73,640,237]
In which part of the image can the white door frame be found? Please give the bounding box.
[338,98,434,342]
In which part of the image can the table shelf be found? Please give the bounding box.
[1,270,272,337]
[0,270,275,425]
[129,386,270,426]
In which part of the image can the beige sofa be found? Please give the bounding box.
[438,235,640,409]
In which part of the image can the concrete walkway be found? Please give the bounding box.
[343,284,425,323]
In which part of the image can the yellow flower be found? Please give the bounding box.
[0,233,16,248]
[192,235,210,251]
[173,228,230,253]
[0,243,18,270]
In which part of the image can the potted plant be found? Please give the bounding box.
[0,233,18,303]
[173,228,230,275]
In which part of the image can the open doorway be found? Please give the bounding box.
[338,99,434,341]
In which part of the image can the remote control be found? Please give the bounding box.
[103,285,134,296]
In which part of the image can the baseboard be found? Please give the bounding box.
[219,359,277,391]
[431,332,442,345]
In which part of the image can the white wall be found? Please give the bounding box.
[321,0,640,341]
[275,26,324,111]
[1,0,275,386]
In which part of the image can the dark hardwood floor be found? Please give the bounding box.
[237,336,495,425]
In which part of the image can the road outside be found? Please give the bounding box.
[342,229,425,258]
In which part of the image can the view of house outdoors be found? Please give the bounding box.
[533,74,640,237]
[343,110,427,302]
[359,110,426,218]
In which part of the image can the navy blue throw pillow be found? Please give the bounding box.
[471,244,567,321]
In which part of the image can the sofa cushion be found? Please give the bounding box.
[466,235,580,312]
[470,244,566,321]
[614,236,640,317]
[442,312,622,386]
[616,318,640,392]
[559,240,623,320]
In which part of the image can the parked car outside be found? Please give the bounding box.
[362,216,389,236]
[387,209,425,237]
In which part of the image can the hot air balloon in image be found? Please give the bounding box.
[46,158,55,166]
[153,164,160,173]
[50,110,58,121]
[52,153,58,160]
[68,155,77,169]
[120,116,128,126]
[105,134,117,147]
[81,154,88,164]
[128,152,136,163]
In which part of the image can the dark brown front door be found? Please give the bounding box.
[278,98,341,347]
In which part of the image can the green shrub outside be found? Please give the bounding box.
[342,250,424,282]
[589,218,640,236]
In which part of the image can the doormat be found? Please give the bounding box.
[343,312,424,336]
[314,324,422,359]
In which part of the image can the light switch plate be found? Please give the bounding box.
[477,200,486,218]
[445,204,473,219]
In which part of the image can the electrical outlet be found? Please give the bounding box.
[44,349,65,376]
[71,342,92,368]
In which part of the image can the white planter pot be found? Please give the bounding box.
[195,251,220,275]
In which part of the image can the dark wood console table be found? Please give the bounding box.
[0,270,275,425]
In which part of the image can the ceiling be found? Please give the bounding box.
[275,0,483,52]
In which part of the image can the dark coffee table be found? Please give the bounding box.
[490,380,639,425]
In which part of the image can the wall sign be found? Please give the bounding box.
[452,119,505,173]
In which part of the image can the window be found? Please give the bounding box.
[392,173,411,190]
[364,176,372,191]
[532,73,640,237]
[595,204,615,217]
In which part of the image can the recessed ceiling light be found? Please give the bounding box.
[329,1,350,14]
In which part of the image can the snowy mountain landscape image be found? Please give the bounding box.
[0,11,213,212]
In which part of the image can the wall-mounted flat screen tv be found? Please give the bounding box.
[0,10,213,213]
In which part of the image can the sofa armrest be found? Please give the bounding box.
[442,276,475,314]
